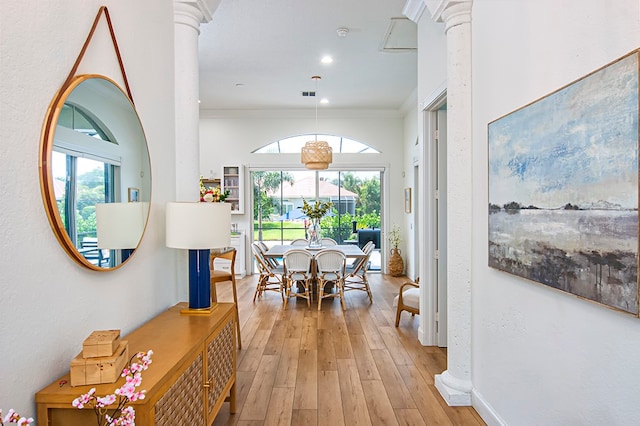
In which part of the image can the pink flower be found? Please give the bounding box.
[72,350,152,425]
[71,388,96,409]
[0,409,34,425]
[95,394,116,407]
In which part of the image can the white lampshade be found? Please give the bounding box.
[96,202,148,249]
[166,202,231,249]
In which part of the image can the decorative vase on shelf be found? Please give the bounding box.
[388,248,404,276]
[308,219,322,248]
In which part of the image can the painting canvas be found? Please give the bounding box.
[488,51,639,315]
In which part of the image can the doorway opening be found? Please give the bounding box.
[251,169,384,271]
[421,86,448,347]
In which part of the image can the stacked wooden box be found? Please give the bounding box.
[70,330,129,387]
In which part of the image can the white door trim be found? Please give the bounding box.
[418,83,447,346]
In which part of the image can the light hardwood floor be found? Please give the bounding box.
[212,272,485,426]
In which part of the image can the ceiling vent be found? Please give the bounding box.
[301,91,316,97]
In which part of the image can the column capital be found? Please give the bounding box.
[174,0,220,31]
[423,0,472,31]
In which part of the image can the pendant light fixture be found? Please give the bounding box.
[301,75,332,170]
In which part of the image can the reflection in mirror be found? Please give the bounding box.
[41,75,151,270]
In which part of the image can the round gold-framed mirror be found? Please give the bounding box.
[40,74,151,271]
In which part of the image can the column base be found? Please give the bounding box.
[435,370,472,406]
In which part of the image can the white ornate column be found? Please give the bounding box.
[425,0,474,406]
[173,1,215,201]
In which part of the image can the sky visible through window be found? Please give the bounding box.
[253,134,380,154]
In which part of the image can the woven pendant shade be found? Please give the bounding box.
[301,140,332,170]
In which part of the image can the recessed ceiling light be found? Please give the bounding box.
[321,56,333,64]
[320,98,329,104]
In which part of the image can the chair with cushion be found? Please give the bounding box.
[251,242,285,302]
[210,247,242,349]
[282,249,314,308]
[315,249,347,311]
[394,278,420,327]
[343,241,374,302]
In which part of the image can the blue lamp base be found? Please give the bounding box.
[180,249,218,316]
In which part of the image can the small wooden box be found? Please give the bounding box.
[70,340,129,387]
[82,329,121,358]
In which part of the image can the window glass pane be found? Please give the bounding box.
[251,169,382,271]
[75,157,107,243]
[58,104,113,142]
[342,137,372,153]
[279,135,309,153]
[253,134,380,153]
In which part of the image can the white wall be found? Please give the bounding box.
[403,98,419,279]
[199,110,407,271]
[471,1,640,424]
[0,0,178,416]
[412,11,447,283]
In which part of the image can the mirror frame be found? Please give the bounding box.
[39,74,151,271]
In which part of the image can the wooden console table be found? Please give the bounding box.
[35,302,236,425]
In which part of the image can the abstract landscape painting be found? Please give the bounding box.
[488,50,639,315]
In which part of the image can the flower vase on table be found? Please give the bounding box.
[301,198,333,248]
[308,219,322,248]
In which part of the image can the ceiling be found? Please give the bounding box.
[197,0,417,112]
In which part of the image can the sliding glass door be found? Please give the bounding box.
[252,169,382,270]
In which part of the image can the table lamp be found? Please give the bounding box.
[166,202,231,315]
[96,202,148,264]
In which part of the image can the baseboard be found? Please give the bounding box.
[418,325,426,344]
[471,388,507,426]
[434,373,472,406]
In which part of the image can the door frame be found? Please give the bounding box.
[247,164,389,273]
[419,83,447,346]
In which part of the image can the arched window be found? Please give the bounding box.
[253,134,380,154]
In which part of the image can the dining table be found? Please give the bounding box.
[263,244,366,260]
[264,244,366,298]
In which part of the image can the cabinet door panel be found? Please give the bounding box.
[206,319,235,422]
[155,353,205,426]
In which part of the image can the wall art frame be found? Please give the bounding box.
[128,187,140,203]
[488,49,639,316]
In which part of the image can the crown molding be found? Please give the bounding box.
[403,0,426,23]
[423,0,472,24]
[199,108,405,119]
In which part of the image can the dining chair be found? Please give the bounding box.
[290,238,309,246]
[257,240,281,268]
[282,249,314,308]
[315,249,347,311]
[394,277,420,326]
[251,243,285,302]
[320,237,337,245]
[210,247,242,349]
[343,241,374,303]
